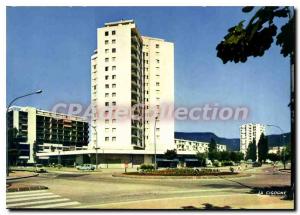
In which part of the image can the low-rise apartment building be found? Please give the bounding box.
[8,106,89,164]
[175,139,227,153]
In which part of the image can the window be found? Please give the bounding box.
[146,75,149,79]
[105,128,109,133]
[105,66,109,71]
[105,40,109,45]
[105,120,109,124]
[93,85,97,90]
[105,75,109,80]
[112,137,116,142]
[112,75,116,79]
[105,49,109,53]
[112,101,116,106]
[112,48,116,53]
[105,137,109,141]
[112,84,116,88]
[112,39,116,44]
[146,53,149,56]
[105,58,109,62]
[156,59,160,63]
[156,128,160,132]
[112,119,116,124]
[112,57,116,62]
[146,90,149,95]
[105,102,109,106]
[156,82,160,86]
[112,92,116,97]
[156,44,159,48]
[112,30,116,35]
[146,60,149,64]
[93,65,97,69]
[105,31,109,36]
[112,66,116,71]
[105,93,109,98]
[105,84,109,89]
[112,128,116,132]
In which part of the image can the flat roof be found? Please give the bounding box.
[104,20,134,27]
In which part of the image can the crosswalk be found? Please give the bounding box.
[6,190,80,209]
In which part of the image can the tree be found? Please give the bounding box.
[208,138,217,153]
[196,152,207,167]
[32,141,40,163]
[8,128,21,166]
[164,149,177,160]
[219,151,230,161]
[267,153,280,162]
[216,7,294,64]
[257,133,268,163]
[246,139,257,162]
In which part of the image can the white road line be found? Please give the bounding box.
[7,198,70,208]
[28,201,80,208]
[6,190,48,196]
[7,192,55,199]
[7,194,60,203]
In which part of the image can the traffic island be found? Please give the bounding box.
[113,168,251,179]
[6,183,48,192]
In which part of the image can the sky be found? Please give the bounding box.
[6,7,291,138]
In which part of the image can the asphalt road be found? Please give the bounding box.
[7,165,293,209]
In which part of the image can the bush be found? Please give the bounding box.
[57,164,63,169]
[131,168,227,176]
[221,161,235,166]
[139,164,154,172]
[213,160,221,167]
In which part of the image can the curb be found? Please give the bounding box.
[6,185,48,193]
[112,173,251,180]
[7,173,39,181]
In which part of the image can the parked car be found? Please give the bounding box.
[35,164,47,173]
[76,164,96,171]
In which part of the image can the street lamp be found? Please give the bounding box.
[154,116,158,170]
[92,126,99,169]
[266,124,286,169]
[6,90,43,176]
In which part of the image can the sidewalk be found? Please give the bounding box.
[7,171,38,180]
[87,193,294,209]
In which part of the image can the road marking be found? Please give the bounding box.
[6,190,81,209]
[6,194,60,203]
[28,201,80,208]
[7,198,70,207]
[7,192,55,199]
[6,190,48,196]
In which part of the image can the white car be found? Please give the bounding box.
[76,164,96,171]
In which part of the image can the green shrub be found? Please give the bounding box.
[139,164,154,172]
[213,160,221,167]
[221,161,234,166]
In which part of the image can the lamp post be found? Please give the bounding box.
[92,126,99,169]
[6,90,43,176]
[266,124,286,169]
[154,116,158,170]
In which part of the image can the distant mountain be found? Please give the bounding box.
[175,132,291,151]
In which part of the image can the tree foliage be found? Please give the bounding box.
[246,139,257,161]
[164,149,177,160]
[216,7,294,64]
[8,128,21,165]
[257,133,268,163]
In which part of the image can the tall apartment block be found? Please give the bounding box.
[91,20,174,155]
[240,123,265,155]
[8,106,89,164]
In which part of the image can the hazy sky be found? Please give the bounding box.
[7,7,291,138]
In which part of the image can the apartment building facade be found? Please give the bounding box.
[175,139,227,153]
[91,20,175,159]
[240,123,265,155]
[8,106,89,164]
